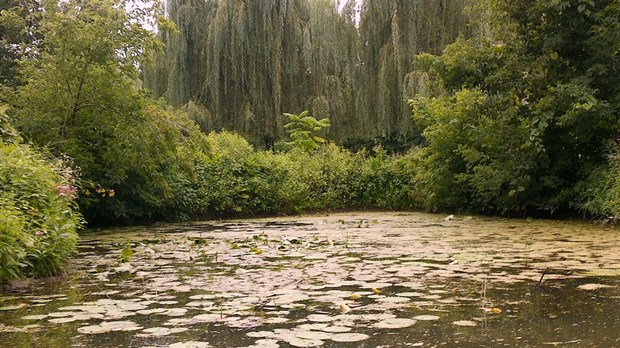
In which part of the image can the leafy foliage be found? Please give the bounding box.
[119,240,133,263]
[0,142,82,282]
[167,131,417,217]
[356,0,473,140]
[410,0,620,215]
[0,104,20,144]
[144,0,471,144]
[580,151,620,218]
[8,0,207,224]
[144,0,358,144]
[283,111,331,152]
[0,0,41,88]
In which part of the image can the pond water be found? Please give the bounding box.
[2,212,620,347]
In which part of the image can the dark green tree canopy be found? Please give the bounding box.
[410,0,620,214]
[8,0,207,223]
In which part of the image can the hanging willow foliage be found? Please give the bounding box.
[356,0,472,141]
[143,0,471,145]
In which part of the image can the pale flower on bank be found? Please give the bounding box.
[54,184,78,200]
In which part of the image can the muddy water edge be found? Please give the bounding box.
[1,212,619,347]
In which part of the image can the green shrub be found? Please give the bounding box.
[0,105,20,144]
[167,131,417,218]
[59,99,209,224]
[0,198,29,281]
[283,111,331,153]
[0,143,82,282]
[579,151,620,218]
[409,0,620,215]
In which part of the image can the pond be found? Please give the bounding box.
[1,212,620,347]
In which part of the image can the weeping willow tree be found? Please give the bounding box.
[355,0,472,141]
[144,0,358,144]
[142,0,217,107]
[144,0,472,145]
[302,0,359,141]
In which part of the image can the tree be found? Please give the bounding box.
[283,110,331,152]
[410,0,620,214]
[0,0,41,88]
[143,0,474,146]
[144,0,358,145]
[9,0,206,223]
[353,0,471,141]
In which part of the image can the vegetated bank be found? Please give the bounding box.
[0,110,82,283]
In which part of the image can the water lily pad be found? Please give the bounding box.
[247,331,276,338]
[358,313,396,322]
[360,282,391,289]
[77,320,142,334]
[48,317,78,324]
[137,308,168,315]
[138,327,188,337]
[0,323,41,333]
[398,282,425,289]
[413,315,440,321]
[165,318,195,326]
[453,320,477,327]
[250,339,279,348]
[577,283,613,291]
[331,333,370,342]
[264,317,289,324]
[228,316,263,328]
[163,308,188,316]
[22,315,48,320]
[287,337,324,347]
[30,299,54,304]
[192,314,223,322]
[420,294,442,300]
[306,314,337,322]
[373,318,416,329]
[168,341,211,348]
[0,303,28,311]
[377,296,410,303]
[57,305,106,314]
[298,323,329,331]
[320,326,352,333]
[396,292,424,297]
[48,311,79,318]
[303,254,328,261]
[186,301,214,308]
[296,331,333,340]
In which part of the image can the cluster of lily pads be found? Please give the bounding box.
[1,213,619,347]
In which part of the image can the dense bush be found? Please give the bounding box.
[74,99,208,224]
[409,0,620,215]
[0,142,82,282]
[580,150,620,218]
[9,0,617,229]
[169,132,417,218]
